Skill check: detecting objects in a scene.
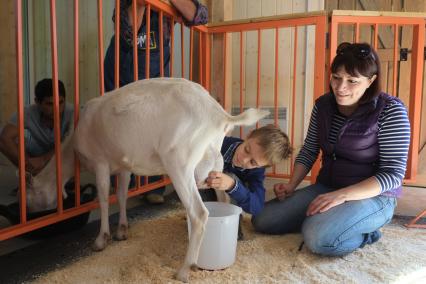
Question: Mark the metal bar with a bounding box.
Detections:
[256,29,261,129]
[239,31,244,138]
[310,15,327,182]
[114,0,120,88]
[405,23,424,181]
[50,0,63,213]
[290,26,298,174]
[145,4,151,78]
[273,27,279,174]
[203,33,211,91]
[208,15,326,33]
[189,27,193,80]
[392,23,398,97]
[170,18,175,77]
[373,23,378,50]
[132,0,138,81]
[355,22,359,42]
[159,10,164,77]
[74,0,81,206]
[15,0,27,224]
[405,209,426,229]
[181,23,185,77]
[223,32,227,110]
[97,0,105,95]
[199,31,203,85]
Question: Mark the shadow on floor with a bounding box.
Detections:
[0,193,182,284]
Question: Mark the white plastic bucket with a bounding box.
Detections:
[188,202,242,270]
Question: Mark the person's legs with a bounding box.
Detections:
[252,183,330,234]
[302,195,396,256]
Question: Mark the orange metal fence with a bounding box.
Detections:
[329,10,425,183]
[1,4,424,241]
[207,12,327,181]
[0,0,208,241]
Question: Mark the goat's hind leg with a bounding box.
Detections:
[115,171,131,241]
[93,163,112,251]
[164,160,209,283]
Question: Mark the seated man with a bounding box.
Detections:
[200,125,292,239]
[0,78,73,178]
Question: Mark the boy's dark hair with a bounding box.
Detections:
[330,42,381,104]
[247,124,292,166]
[35,79,66,103]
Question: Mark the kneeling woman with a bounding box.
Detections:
[252,42,410,256]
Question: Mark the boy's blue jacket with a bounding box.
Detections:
[221,137,266,216]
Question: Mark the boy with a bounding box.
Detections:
[202,125,292,217]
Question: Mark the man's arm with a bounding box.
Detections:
[169,0,197,22]
[0,123,53,175]
[0,124,20,167]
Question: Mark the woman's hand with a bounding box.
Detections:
[273,183,295,200]
[306,190,347,216]
[206,171,235,191]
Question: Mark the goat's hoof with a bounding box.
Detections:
[115,224,129,241]
[175,268,189,283]
[190,264,198,272]
[92,232,111,251]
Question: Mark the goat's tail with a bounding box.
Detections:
[228,108,269,126]
[224,108,269,133]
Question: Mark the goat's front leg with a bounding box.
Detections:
[164,159,209,283]
[115,171,131,241]
[93,163,112,251]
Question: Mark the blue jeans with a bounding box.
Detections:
[252,183,396,256]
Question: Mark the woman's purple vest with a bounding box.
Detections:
[315,92,402,196]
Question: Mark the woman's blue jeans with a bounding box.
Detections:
[252,183,396,256]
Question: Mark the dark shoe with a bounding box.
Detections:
[146,193,165,204]
[8,187,18,197]
[361,230,382,247]
[238,214,244,241]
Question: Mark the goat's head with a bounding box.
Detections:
[25,172,62,213]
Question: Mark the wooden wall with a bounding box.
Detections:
[0,1,17,126]
[29,0,115,105]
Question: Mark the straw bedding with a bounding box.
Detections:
[33,208,426,284]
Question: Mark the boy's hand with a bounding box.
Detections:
[273,183,295,200]
[206,171,235,191]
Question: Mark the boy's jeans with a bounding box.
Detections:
[252,183,396,256]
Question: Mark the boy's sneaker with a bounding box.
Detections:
[146,193,165,204]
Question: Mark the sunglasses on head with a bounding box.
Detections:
[336,42,375,61]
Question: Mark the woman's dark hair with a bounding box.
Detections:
[35,78,66,103]
[330,42,381,104]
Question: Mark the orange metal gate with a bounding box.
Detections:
[1,3,424,241]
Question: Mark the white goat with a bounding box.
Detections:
[28,78,268,282]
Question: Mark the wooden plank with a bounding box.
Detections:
[259,0,277,108]
[0,0,17,125]
[210,0,232,110]
[231,0,246,110]
[325,0,338,10]
[331,9,426,17]
[357,0,395,48]
[275,0,293,175]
